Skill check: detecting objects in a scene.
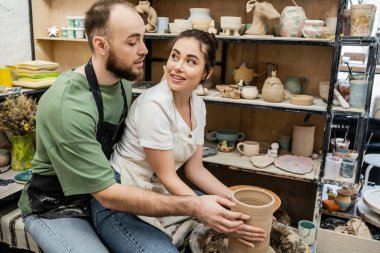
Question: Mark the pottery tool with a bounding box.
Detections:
[364,132,373,152]
[333,89,350,109]
[344,125,350,142]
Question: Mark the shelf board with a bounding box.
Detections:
[340,36,377,46]
[38,33,335,46]
[332,106,365,115]
[36,36,87,42]
[144,33,334,46]
[202,151,320,182]
[133,87,327,114]
[322,176,356,186]
[0,88,48,99]
[339,64,380,74]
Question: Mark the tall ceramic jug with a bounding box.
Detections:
[227,188,274,253]
[292,123,315,157]
[280,6,306,37]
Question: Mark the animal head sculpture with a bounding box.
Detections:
[245,0,280,35]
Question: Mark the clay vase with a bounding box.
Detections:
[227,188,274,253]
[135,1,158,32]
[291,123,315,157]
[262,70,285,103]
[334,189,352,211]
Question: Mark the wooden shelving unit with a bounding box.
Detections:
[27,0,378,228]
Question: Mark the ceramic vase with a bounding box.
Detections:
[188,8,212,20]
[334,189,351,211]
[10,135,35,171]
[135,1,158,32]
[292,123,315,157]
[350,4,376,36]
[279,6,306,37]
[227,188,274,253]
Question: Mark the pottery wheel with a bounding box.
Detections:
[274,155,314,174]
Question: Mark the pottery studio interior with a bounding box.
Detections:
[1,0,380,253]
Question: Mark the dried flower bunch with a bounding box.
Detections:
[0,94,37,135]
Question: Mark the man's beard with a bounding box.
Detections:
[106,48,144,81]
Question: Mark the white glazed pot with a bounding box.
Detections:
[302,20,324,38]
[241,86,258,99]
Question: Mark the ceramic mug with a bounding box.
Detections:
[237,141,260,157]
[298,220,316,245]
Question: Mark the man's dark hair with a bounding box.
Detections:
[85,0,135,51]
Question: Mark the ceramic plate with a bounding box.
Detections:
[203,142,218,157]
[274,155,314,174]
[363,188,380,215]
[250,156,274,169]
[357,198,380,228]
[229,185,281,211]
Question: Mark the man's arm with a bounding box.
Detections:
[91,184,250,233]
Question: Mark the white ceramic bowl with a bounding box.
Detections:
[220,16,241,29]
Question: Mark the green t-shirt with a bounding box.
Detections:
[18,70,132,215]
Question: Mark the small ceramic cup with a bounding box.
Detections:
[237,141,260,157]
[298,220,316,245]
[157,16,169,33]
[324,155,342,179]
[276,136,291,153]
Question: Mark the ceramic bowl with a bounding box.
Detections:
[220,16,241,29]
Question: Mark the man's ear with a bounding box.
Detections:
[93,36,108,56]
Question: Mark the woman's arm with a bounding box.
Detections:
[184,145,232,199]
[144,147,196,196]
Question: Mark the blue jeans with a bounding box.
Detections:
[23,214,109,253]
[91,199,179,253]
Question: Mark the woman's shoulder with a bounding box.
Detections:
[139,81,172,104]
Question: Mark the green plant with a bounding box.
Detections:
[0,94,37,135]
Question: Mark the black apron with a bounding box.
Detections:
[27,59,128,218]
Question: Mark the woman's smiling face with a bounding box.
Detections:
[166,37,209,93]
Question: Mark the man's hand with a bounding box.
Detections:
[193,195,248,233]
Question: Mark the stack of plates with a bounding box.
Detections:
[357,188,380,228]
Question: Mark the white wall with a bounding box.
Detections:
[0,0,32,67]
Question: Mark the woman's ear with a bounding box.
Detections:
[204,67,214,80]
[93,36,108,56]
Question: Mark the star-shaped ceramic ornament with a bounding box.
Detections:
[47,26,59,37]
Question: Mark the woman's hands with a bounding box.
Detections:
[193,195,266,247]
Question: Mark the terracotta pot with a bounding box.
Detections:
[227,188,274,253]
[291,123,315,157]
[334,189,351,211]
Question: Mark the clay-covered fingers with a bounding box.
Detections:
[195,195,247,233]
[228,223,266,241]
